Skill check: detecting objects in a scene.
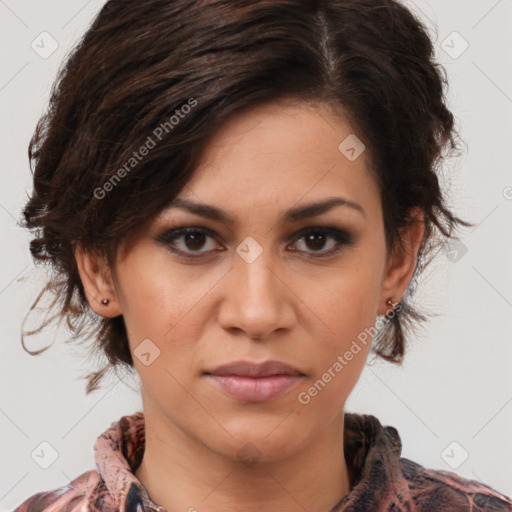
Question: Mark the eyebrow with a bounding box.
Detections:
[163,196,366,224]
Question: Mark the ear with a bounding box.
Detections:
[378,208,425,315]
[73,244,122,317]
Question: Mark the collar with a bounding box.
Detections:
[93,411,410,512]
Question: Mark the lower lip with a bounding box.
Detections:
[205,374,303,402]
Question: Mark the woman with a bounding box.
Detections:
[13,0,512,511]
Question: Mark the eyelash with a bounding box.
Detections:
[156,226,355,260]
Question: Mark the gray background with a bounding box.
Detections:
[1,0,511,509]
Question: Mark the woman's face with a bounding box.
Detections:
[78,99,421,463]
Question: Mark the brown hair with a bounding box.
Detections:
[20,0,474,394]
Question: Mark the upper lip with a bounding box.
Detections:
[205,360,304,377]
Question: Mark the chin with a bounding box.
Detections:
[205,421,309,465]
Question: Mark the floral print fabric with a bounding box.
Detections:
[13,411,512,511]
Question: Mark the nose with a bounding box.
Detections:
[216,249,295,340]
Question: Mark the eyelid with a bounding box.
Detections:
[288,226,356,257]
[155,224,356,258]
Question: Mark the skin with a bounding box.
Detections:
[75,99,424,512]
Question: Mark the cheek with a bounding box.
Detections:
[115,250,206,343]
[294,341,371,442]
[302,254,383,391]
[310,261,382,341]
[298,313,373,420]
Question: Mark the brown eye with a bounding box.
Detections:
[304,232,330,251]
[183,230,208,251]
[289,227,355,258]
[156,225,355,260]
[156,227,222,257]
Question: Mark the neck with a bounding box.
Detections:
[134,404,351,512]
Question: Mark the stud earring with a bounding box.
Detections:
[386,297,399,309]
[101,298,110,306]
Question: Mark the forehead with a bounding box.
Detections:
[172,99,380,223]
[114,100,384,264]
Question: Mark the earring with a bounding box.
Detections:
[386,297,399,309]
[101,298,110,306]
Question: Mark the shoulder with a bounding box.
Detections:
[11,470,115,512]
[399,457,512,511]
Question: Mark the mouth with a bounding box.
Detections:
[204,360,305,403]
[205,360,304,377]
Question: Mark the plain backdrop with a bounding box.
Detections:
[1,0,511,509]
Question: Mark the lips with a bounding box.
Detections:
[204,360,304,402]
[205,360,304,377]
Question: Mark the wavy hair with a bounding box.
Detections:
[20,0,473,394]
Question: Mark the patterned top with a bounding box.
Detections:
[13,411,512,512]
